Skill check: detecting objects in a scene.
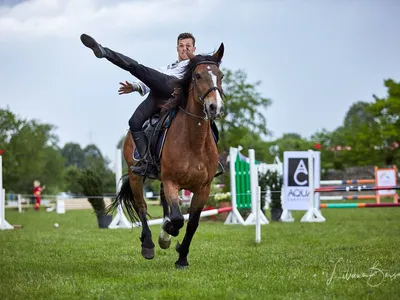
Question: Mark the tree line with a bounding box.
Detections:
[1,69,399,196]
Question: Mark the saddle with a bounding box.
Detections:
[133,109,224,179]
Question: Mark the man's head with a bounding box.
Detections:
[177,32,196,62]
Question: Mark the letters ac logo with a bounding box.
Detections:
[294,159,308,186]
[288,158,309,187]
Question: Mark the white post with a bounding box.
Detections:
[0,156,13,230]
[301,150,325,222]
[255,186,261,243]
[244,149,269,225]
[18,194,22,213]
[224,147,245,225]
[108,148,132,229]
[56,195,65,214]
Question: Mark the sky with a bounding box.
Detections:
[1,0,400,170]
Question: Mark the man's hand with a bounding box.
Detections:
[118,81,135,95]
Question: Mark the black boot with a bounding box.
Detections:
[131,131,156,177]
[80,34,106,58]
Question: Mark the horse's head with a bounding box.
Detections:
[188,43,225,120]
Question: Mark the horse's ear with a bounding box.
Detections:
[213,43,224,62]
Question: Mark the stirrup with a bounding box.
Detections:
[131,159,158,179]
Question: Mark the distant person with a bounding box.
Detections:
[33,180,45,211]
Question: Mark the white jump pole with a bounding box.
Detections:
[0,156,13,230]
[109,148,132,229]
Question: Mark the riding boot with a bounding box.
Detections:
[80,34,107,58]
[80,33,137,69]
[131,131,155,176]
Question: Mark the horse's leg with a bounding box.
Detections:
[158,182,172,249]
[175,186,210,269]
[162,182,184,237]
[128,172,155,259]
[123,130,155,259]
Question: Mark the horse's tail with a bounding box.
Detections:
[106,174,140,223]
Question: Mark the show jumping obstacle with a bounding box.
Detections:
[318,166,398,204]
[224,147,272,226]
[281,150,400,222]
[309,151,400,211]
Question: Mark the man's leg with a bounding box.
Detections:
[34,196,40,211]
[129,93,161,176]
[80,34,174,96]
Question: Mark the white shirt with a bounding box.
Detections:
[136,59,189,96]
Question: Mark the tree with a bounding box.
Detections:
[368,79,400,165]
[61,143,85,168]
[63,165,83,194]
[0,108,65,194]
[216,69,272,154]
[78,169,106,216]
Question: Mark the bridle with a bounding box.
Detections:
[179,61,224,121]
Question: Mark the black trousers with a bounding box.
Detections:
[103,47,175,132]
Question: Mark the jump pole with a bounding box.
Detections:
[320,203,400,208]
[315,185,400,193]
[320,179,375,185]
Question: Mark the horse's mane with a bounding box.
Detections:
[160,54,221,113]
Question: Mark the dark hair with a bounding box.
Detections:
[177,32,195,46]
[160,54,221,113]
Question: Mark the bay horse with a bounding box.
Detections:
[108,43,225,269]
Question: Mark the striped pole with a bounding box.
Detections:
[315,185,400,193]
[320,195,377,201]
[320,203,400,209]
[320,179,375,185]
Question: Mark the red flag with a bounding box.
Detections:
[314,143,321,150]
[0,150,4,155]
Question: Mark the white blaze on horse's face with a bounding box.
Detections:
[203,67,224,120]
[208,70,223,113]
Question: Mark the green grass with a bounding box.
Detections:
[1,205,400,300]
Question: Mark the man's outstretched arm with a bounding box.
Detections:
[118,81,150,96]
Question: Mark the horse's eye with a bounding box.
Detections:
[195,73,201,80]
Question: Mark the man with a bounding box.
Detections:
[33,180,45,211]
[80,32,196,176]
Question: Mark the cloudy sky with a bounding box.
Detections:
[1,0,399,169]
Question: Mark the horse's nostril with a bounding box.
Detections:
[209,103,217,113]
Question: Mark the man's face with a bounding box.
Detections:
[177,38,196,61]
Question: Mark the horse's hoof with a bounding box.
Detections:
[175,262,189,270]
[158,236,171,249]
[141,247,155,259]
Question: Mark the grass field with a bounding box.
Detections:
[1,204,400,300]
